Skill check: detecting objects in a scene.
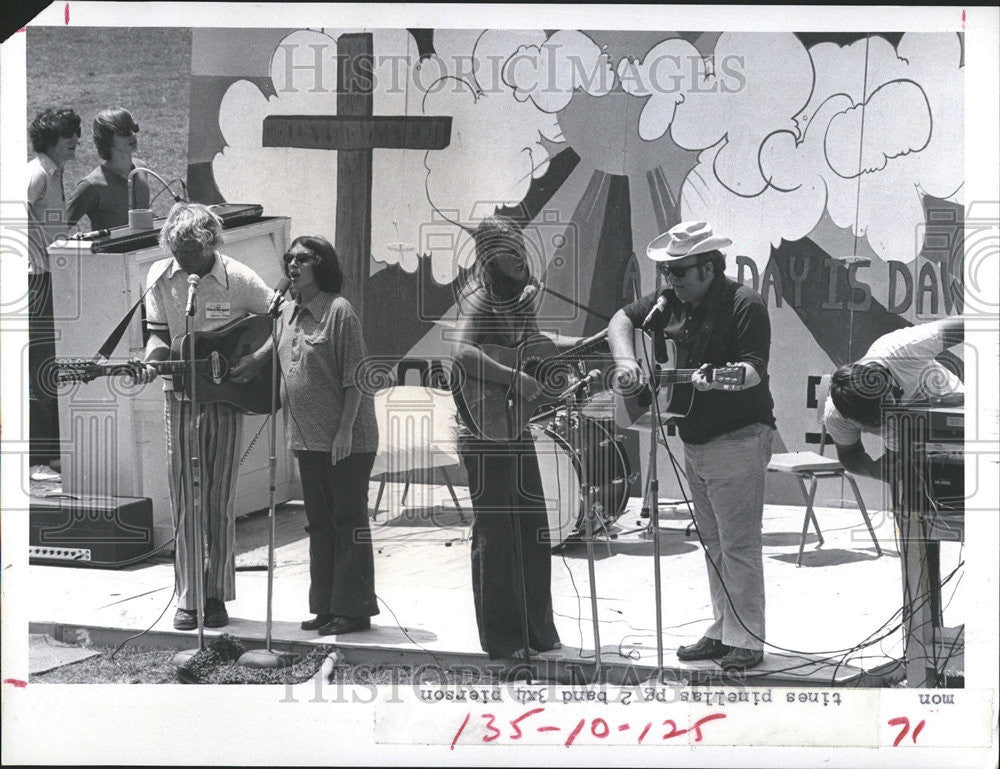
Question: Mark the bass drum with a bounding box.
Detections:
[529,415,631,549]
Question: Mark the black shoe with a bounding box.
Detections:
[301,614,335,631]
[720,647,764,671]
[676,636,731,661]
[204,598,229,628]
[317,616,371,636]
[173,608,197,631]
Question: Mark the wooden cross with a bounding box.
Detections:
[263,33,452,333]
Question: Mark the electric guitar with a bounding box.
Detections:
[612,330,746,430]
[55,314,274,414]
[455,330,610,441]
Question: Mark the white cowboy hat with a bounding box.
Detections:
[646,221,733,262]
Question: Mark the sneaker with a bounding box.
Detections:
[173,608,198,631]
[30,464,61,482]
[676,636,731,661]
[204,598,229,628]
[720,647,764,671]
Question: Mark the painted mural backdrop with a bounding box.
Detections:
[187,28,964,504]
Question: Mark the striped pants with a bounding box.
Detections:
[164,393,242,610]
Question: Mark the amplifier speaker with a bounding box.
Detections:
[29,494,157,568]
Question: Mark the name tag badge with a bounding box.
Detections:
[205,301,231,320]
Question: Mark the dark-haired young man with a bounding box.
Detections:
[67,107,150,230]
[824,318,964,480]
[26,107,81,481]
[607,220,775,672]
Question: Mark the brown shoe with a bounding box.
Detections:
[317,616,371,636]
[173,608,197,631]
[720,647,764,671]
[301,614,334,631]
[204,598,229,628]
[677,636,731,661]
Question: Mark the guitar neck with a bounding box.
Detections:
[653,368,700,384]
[91,359,208,377]
[545,330,609,365]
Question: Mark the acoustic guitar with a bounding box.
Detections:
[55,314,274,414]
[455,330,610,441]
[612,331,745,430]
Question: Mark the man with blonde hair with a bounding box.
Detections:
[134,202,272,629]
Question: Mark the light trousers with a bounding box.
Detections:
[164,394,242,610]
[684,422,774,651]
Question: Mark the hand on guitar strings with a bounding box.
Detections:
[128,359,159,384]
[691,363,715,392]
[229,352,266,384]
[611,359,647,395]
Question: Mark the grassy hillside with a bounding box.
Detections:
[26,27,192,220]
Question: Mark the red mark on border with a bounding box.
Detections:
[961,9,966,29]
[4,678,27,688]
[564,718,586,747]
[689,712,727,742]
[888,716,925,747]
[65,3,70,25]
[449,712,470,751]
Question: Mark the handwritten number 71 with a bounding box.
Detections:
[887,717,926,747]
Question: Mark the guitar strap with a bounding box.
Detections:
[90,283,154,364]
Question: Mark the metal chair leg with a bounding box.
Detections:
[371,477,387,523]
[400,473,411,505]
[798,476,819,567]
[796,475,824,543]
[441,466,468,524]
[845,473,883,556]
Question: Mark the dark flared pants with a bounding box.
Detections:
[295,450,379,618]
[459,434,560,659]
[28,272,60,465]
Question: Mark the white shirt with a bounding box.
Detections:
[144,252,271,391]
[26,154,67,274]
[824,320,963,452]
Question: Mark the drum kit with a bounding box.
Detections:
[529,385,636,551]
[529,357,680,681]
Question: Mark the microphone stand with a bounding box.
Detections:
[570,389,604,682]
[646,384,665,683]
[239,310,295,669]
[172,285,207,670]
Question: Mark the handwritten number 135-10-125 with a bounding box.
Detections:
[450,709,727,749]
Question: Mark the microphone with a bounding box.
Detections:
[642,290,669,331]
[70,228,111,240]
[516,278,543,308]
[558,369,601,401]
[267,276,290,317]
[185,274,200,317]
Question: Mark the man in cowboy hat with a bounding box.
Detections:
[607,221,776,672]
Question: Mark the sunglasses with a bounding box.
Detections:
[283,252,318,266]
[115,124,140,136]
[658,261,703,279]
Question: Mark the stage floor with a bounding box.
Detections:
[26,482,966,686]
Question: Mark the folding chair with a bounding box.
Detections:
[370,385,468,525]
[767,375,883,566]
